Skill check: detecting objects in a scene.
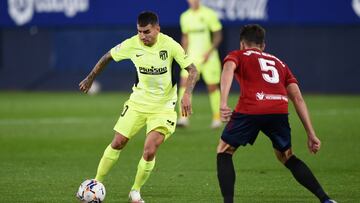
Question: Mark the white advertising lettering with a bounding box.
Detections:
[8,0,89,26]
[353,0,360,18]
[203,0,268,21]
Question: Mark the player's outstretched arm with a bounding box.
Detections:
[220,61,236,122]
[79,51,113,93]
[182,63,198,117]
[287,83,321,154]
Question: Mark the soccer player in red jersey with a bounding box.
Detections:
[216,24,336,203]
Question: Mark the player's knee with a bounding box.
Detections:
[217,143,236,154]
[111,132,129,150]
[143,146,157,161]
[275,148,293,164]
[207,84,219,93]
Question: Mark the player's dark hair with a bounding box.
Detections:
[137,11,159,27]
[240,24,265,45]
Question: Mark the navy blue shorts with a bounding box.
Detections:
[221,113,291,152]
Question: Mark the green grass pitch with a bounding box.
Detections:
[0,92,359,202]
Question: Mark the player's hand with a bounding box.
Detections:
[181,92,192,117]
[202,50,212,64]
[79,77,93,93]
[220,105,232,122]
[307,134,321,154]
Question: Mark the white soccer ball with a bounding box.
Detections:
[88,80,101,95]
[76,179,106,203]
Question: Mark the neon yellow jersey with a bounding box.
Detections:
[180,5,222,62]
[110,33,192,113]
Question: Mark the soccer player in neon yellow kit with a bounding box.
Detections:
[79,11,198,203]
[177,0,223,128]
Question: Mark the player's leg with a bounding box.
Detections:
[202,55,221,128]
[217,139,237,203]
[207,83,221,128]
[131,130,164,191]
[95,132,129,182]
[217,113,260,203]
[130,111,176,202]
[275,148,334,203]
[261,114,333,202]
[95,102,146,182]
[129,131,164,203]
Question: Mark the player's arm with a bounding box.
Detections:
[181,33,188,52]
[181,63,198,117]
[210,30,222,53]
[287,83,321,154]
[79,51,113,93]
[220,61,236,122]
[203,30,222,63]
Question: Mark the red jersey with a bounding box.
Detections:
[224,48,298,114]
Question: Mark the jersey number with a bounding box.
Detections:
[258,58,279,84]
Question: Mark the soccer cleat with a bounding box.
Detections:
[177,117,189,128]
[129,189,145,203]
[210,119,222,129]
[323,200,337,203]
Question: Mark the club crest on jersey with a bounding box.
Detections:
[159,50,168,60]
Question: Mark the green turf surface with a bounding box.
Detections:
[0,92,359,202]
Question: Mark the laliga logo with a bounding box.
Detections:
[8,0,89,26]
[353,0,360,17]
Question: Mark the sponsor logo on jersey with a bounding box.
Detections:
[139,66,168,75]
[159,50,168,60]
[8,0,89,26]
[256,92,288,102]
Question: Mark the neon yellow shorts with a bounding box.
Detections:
[113,102,177,140]
[181,51,221,84]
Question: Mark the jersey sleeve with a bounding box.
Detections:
[223,51,240,67]
[110,39,132,62]
[284,65,298,86]
[172,39,192,69]
[180,13,189,34]
[206,9,222,32]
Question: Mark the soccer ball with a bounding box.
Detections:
[76,179,106,203]
[88,80,101,95]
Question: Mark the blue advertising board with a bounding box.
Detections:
[1,0,360,27]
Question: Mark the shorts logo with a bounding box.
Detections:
[159,50,168,60]
[166,120,174,126]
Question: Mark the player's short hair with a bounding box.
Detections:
[137,11,159,27]
[240,24,265,45]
